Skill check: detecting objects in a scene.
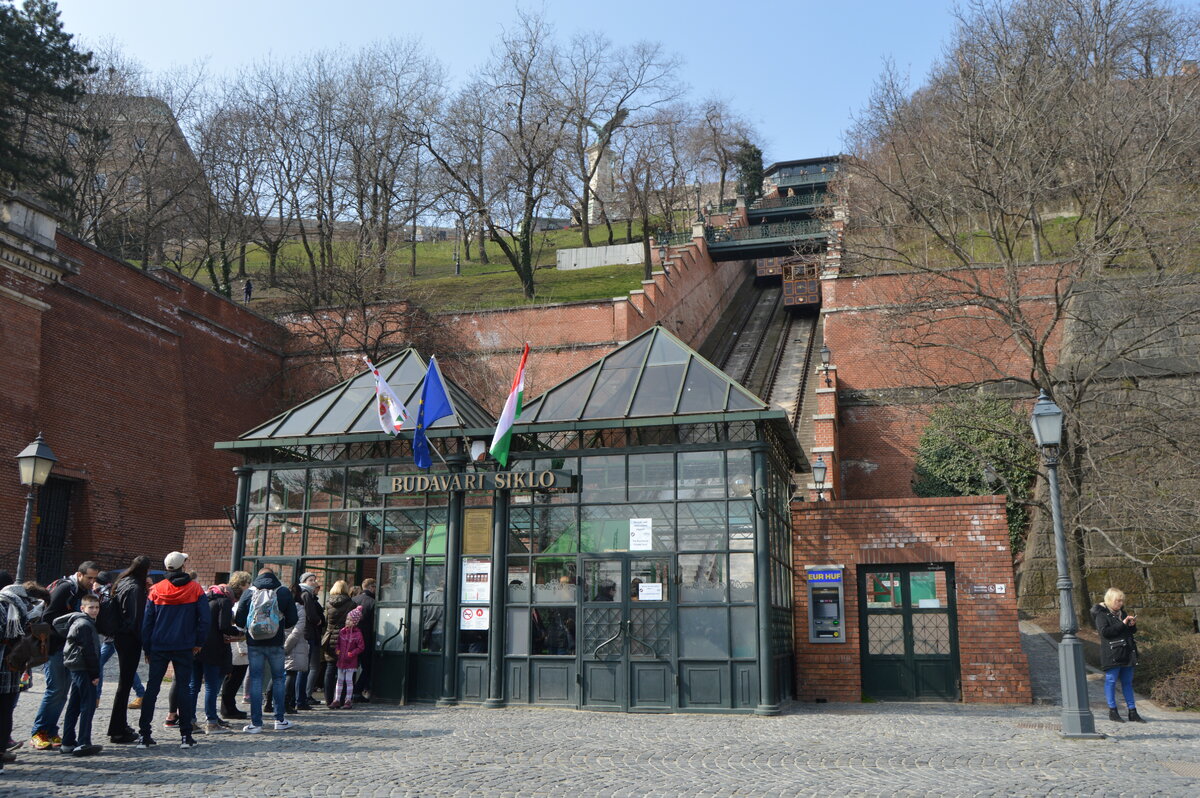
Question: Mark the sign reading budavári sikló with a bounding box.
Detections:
[378,469,575,495]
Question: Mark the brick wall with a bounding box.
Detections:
[791,495,1032,704]
[183,519,235,584]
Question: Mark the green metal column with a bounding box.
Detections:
[230,465,253,573]
[438,452,468,707]
[484,488,510,708]
[752,448,780,716]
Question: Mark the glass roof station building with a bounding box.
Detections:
[218,327,808,714]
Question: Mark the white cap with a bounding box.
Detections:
[164,551,188,570]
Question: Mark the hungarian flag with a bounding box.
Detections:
[364,356,408,436]
[489,343,529,466]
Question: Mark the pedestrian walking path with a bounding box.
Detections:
[4,636,1198,797]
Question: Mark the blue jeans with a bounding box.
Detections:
[31,650,69,737]
[189,662,225,724]
[1105,666,1136,709]
[97,639,145,701]
[140,650,194,738]
[247,645,286,727]
[62,670,97,748]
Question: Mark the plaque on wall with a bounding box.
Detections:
[464,508,493,555]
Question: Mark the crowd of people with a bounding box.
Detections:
[0,552,378,775]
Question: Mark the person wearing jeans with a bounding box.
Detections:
[233,567,298,733]
[97,638,145,703]
[1091,586,1145,723]
[191,575,247,733]
[31,563,100,749]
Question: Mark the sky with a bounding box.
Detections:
[52,0,964,163]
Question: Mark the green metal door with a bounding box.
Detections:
[858,564,959,701]
[372,556,415,702]
[579,556,674,712]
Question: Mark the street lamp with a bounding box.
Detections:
[657,245,669,277]
[812,455,827,501]
[1030,391,1102,739]
[15,433,57,582]
[819,345,832,387]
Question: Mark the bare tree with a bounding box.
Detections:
[847,0,1200,620]
[690,97,754,206]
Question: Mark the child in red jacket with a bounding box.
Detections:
[331,607,365,709]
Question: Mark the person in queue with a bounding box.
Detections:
[233,566,298,733]
[320,581,354,707]
[0,576,45,775]
[106,555,150,745]
[352,578,376,703]
[297,572,324,708]
[193,575,245,734]
[30,561,100,750]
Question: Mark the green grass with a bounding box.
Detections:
[217,221,655,311]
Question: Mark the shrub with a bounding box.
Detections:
[1151,669,1200,710]
[1135,635,1200,708]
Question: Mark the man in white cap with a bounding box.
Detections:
[137,552,208,750]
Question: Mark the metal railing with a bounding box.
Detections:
[706,200,738,215]
[750,191,828,211]
[772,169,838,188]
[656,230,695,247]
[708,219,825,244]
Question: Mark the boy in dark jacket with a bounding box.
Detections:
[56,594,103,756]
[138,552,208,749]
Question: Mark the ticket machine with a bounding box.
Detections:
[806,566,846,643]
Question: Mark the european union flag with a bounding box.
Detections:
[413,356,455,469]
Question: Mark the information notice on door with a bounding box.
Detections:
[629,518,653,551]
[460,606,489,630]
[461,558,491,603]
[463,508,493,555]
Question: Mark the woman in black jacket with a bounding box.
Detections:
[106,556,150,744]
[191,582,242,732]
[321,581,354,707]
[1091,587,1144,723]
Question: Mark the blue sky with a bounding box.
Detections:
[53,0,962,162]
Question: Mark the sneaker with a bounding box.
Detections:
[273,719,295,731]
[242,724,262,734]
[179,736,198,749]
[163,716,179,729]
[135,735,157,749]
[128,697,143,709]
[30,732,55,751]
[59,744,76,754]
[72,744,102,757]
[203,722,229,734]
[109,731,139,745]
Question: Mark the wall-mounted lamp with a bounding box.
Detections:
[812,455,827,501]
[819,345,832,387]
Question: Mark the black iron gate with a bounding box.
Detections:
[858,564,959,701]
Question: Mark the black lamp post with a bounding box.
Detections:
[819,345,832,387]
[812,455,827,501]
[1030,390,1102,739]
[15,433,57,582]
[658,245,669,276]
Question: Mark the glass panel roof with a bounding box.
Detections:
[239,349,495,441]
[520,326,768,424]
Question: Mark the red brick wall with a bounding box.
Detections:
[791,495,1031,704]
[0,232,290,579]
[821,266,1064,499]
[182,519,235,585]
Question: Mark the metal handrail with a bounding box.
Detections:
[772,170,837,188]
[750,191,827,211]
[592,624,623,658]
[708,219,825,243]
[706,200,737,214]
[657,230,694,247]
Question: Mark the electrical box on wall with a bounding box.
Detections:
[806,566,846,643]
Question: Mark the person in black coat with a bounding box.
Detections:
[352,578,376,702]
[1091,587,1144,723]
[320,581,354,708]
[191,582,243,732]
[106,556,149,744]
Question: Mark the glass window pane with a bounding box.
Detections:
[506,607,530,655]
[263,514,301,557]
[382,509,424,555]
[580,505,629,552]
[378,559,411,604]
[729,554,756,602]
[627,453,674,502]
[529,506,578,554]
[346,465,383,508]
[605,334,651,368]
[630,559,670,602]
[244,514,266,557]
[679,553,726,602]
[582,455,624,502]
[355,511,384,556]
[270,470,307,511]
[583,360,641,419]
[726,388,761,411]
[728,500,755,550]
[582,559,621,602]
[506,557,531,603]
[645,331,688,365]
[248,470,269,511]
[727,450,752,499]
[677,361,730,414]
[866,571,902,609]
[678,452,725,499]
[508,507,533,555]
[679,607,729,658]
[459,628,488,654]
[677,502,725,550]
[731,607,757,658]
[531,607,576,655]
[910,570,947,607]
[536,364,599,421]
[533,558,577,603]
[629,363,686,416]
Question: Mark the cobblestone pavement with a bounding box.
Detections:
[3,641,1198,797]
